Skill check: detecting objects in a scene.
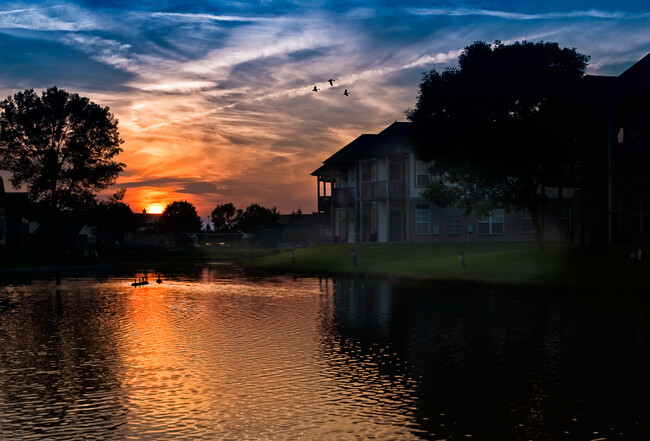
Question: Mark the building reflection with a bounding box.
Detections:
[318,278,650,440]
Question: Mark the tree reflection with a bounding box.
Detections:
[0,282,129,438]
[319,278,650,440]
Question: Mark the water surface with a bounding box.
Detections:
[1,269,649,440]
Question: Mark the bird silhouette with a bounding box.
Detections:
[312,85,320,92]
[343,89,349,96]
[327,79,335,86]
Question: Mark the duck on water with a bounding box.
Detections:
[131,277,149,287]
[131,274,163,286]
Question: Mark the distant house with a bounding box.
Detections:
[0,177,30,246]
[126,209,170,247]
[577,53,650,247]
[29,213,97,251]
[311,122,573,244]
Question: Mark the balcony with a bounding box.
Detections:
[388,181,405,199]
[317,196,331,213]
[361,181,386,200]
[333,187,355,206]
[361,181,406,200]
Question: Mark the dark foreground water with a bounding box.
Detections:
[1,268,649,440]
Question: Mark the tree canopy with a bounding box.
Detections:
[95,189,135,246]
[237,203,280,237]
[211,202,242,233]
[160,200,203,234]
[406,41,589,252]
[0,87,125,213]
[209,202,281,237]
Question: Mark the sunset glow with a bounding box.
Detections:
[1,2,649,217]
[146,204,165,215]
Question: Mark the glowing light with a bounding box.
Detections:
[147,204,165,214]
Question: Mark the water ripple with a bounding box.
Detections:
[2,275,650,439]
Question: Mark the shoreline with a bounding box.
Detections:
[1,243,648,295]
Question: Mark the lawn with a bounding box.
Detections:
[2,242,647,293]
[241,242,649,292]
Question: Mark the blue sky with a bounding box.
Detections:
[1,0,649,216]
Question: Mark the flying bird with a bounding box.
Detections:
[328,79,335,86]
[343,89,349,96]
[313,85,319,92]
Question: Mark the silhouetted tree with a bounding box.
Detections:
[160,200,202,237]
[407,41,589,252]
[237,203,280,237]
[95,189,134,247]
[0,87,124,247]
[211,202,242,232]
[288,208,303,226]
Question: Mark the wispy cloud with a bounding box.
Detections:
[407,7,650,21]
[0,4,100,31]
[148,11,259,22]
[2,1,649,215]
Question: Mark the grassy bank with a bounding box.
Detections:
[3,242,648,293]
[241,242,649,292]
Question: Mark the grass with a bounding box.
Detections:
[3,242,648,293]
[241,242,650,293]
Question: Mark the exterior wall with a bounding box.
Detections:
[377,202,388,242]
[315,124,579,245]
[347,207,355,243]
[407,199,575,244]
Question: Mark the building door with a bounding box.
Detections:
[389,210,402,242]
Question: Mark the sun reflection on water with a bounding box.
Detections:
[1,273,650,440]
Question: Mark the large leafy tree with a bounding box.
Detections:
[95,188,135,246]
[211,202,242,233]
[160,200,203,235]
[0,87,124,212]
[237,203,280,237]
[407,41,589,252]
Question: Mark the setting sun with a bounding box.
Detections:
[146,204,165,214]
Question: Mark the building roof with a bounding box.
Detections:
[311,121,411,177]
[584,52,650,99]
[0,177,29,211]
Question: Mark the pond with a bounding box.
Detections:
[1,267,649,440]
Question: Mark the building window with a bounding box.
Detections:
[447,215,461,235]
[361,160,377,182]
[415,160,430,187]
[416,205,430,234]
[478,209,505,234]
[389,160,403,181]
[522,209,534,233]
[632,197,649,234]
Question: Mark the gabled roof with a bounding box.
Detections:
[619,52,650,82]
[311,121,411,177]
[583,52,650,98]
[619,52,650,96]
[0,177,29,210]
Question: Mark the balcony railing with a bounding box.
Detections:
[317,196,331,213]
[333,187,355,205]
[388,181,405,199]
[361,181,406,200]
[361,181,386,200]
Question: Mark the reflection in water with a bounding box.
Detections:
[1,271,649,440]
[328,279,650,440]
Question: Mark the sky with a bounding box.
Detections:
[1,0,649,219]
